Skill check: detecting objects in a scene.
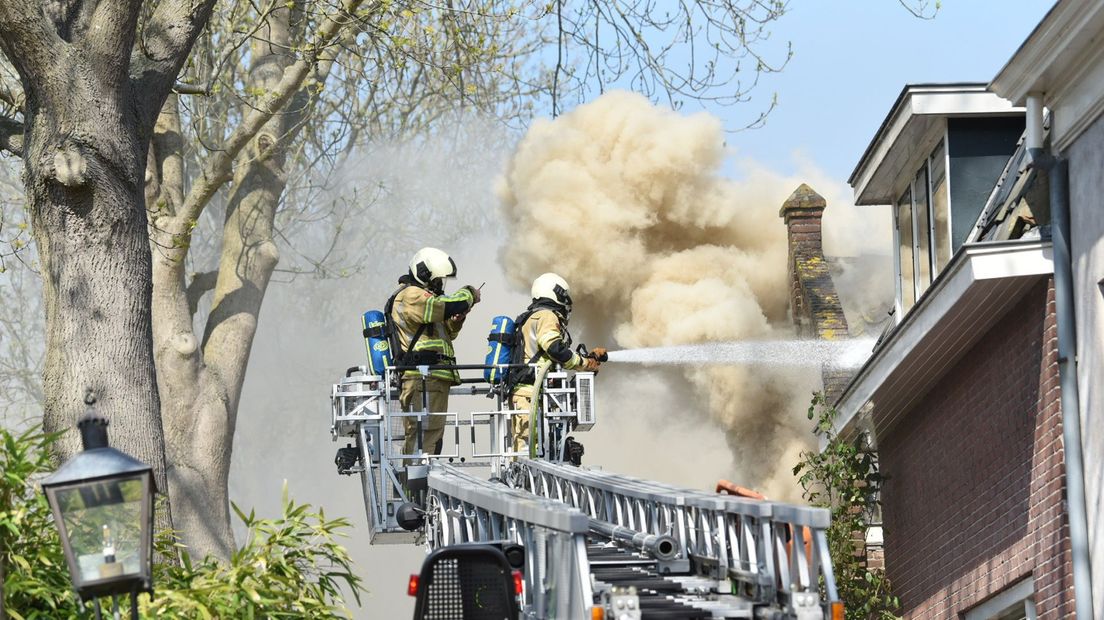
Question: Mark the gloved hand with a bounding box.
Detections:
[581,357,600,372]
[591,347,608,362]
[462,284,481,304]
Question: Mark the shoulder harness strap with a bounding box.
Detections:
[384,284,431,361]
[502,309,545,394]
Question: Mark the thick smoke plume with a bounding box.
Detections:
[498,91,850,498]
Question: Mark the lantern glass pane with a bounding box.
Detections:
[55,476,145,585]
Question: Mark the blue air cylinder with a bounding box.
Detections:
[362,310,392,376]
[484,315,515,383]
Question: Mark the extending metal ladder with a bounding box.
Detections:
[329,363,839,618]
[506,459,836,618]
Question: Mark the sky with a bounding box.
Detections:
[699,1,1054,183]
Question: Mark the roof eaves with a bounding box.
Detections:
[991,1,1062,98]
[990,1,1086,104]
[832,238,1055,440]
[848,83,990,188]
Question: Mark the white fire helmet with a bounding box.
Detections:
[531,272,573,310]
[409,247,457,286]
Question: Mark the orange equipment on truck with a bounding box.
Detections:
[716,479,813,564]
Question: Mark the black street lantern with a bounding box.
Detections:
[41,393,156,603]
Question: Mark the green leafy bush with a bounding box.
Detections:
[145,488,364,618]
[0,428,79,619]
[0,428,365,619]
[793,393,899,620]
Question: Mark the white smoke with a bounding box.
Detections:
[497,91,890,499]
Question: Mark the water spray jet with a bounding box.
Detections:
[602,338,874,370]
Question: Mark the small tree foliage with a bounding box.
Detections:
[0,428,77,619]
[0,428,364,619]
[144,487,365,618]
[793,393,900,620]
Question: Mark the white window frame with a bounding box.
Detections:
[895,137,954,317]
[893,187,915,321]
[910,163,929,301]
[939,127,954,262]
[963,576,1036,620]
[893,206,904,322]
[927,138,950,276]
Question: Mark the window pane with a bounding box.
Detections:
[994,602,1029,620]
[913,165,932,296]
[897,189,915,311]
[930,141,951,272]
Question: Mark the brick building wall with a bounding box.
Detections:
[878,279,1073,618]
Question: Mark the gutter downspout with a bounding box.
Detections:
[1027,93,1095,620]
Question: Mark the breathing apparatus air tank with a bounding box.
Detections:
[362,310,392,376]
[484,315,515,383]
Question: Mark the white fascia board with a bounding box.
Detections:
[991,1,1104,106]
[1049,39,1104,151]
[831,240,1054,440]
[990,0,1104,151]
[910,90,1019,116]
[852,87,1021,206]
[851,97,915,205]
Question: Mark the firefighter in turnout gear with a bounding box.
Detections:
[387,247,480,457]
[509,273,603,452]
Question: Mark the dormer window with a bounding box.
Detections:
[849,84,1024,321]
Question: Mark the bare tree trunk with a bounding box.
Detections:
[144,0,360,559]
[151,6,304,560]
[0,0,218,536]
[24,56,170,496]
[140,0,365,559]
[147,96,236,558]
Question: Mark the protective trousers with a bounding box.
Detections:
[510,394,532,453]
[401,377,450,456]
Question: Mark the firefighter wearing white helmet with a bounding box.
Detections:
[507,273,603,452]
[386,247,481,457]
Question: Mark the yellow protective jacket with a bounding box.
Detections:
[389,283,474,384]
[512,307,585,398]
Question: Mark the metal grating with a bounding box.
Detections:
[575,373,595,430]
[421,556,513,619]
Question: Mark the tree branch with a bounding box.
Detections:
[0,80,24,111]
[186,270,218,316]
[176,0,366,235]
[0,1,65,80]
[897,0,938,19]
[86,0,144,75]
[172,81,209,96]
[42,0,95,45]
[132,0,220,123]
[0,113,23,157]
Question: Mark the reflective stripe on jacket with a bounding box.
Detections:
[513,308,584,398]
[391,285,474,384]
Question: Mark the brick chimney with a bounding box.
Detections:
[779,184,851,401]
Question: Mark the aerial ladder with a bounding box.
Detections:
[330,361,841,619]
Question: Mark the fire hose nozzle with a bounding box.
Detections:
[577,344,609,363]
